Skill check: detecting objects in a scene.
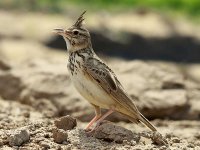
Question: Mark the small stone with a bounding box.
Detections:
[23,112,30,118]
[195,141,200,146]
[40,141,50,149]
[151,131,168,146]
[54,115,77,131]
[130,140,137,146]
[93,121,140,143]
[171,137,180,143]
[187,143,195,148]
[52,128,68,144]
[9,128,30,146]
[140,131,168,146]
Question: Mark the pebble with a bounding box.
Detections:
[93,121,140,143]
[40,141,50,149]
[9,128,30,146]
[52,128,68,144]
[171,137,180,143]
[187,143,195,148]
[54,115,77,131]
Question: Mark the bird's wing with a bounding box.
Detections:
[83,57,140,117]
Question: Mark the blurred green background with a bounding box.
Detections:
[1,0,200,19]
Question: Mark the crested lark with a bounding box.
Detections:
[54,11,158,132]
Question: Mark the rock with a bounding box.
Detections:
[54,115,77,130]
[105,60,191,120]
[9,128,30,146]
[151,132,168,146]
[139,131,168,146]
[139,90,187,119]
[32,99,58,117]
[0,58,10,70]
[0,39,64,64]
[0,72,24,100]
[185,64,200,83]
[17,60,70,101]
[93,121,140,143]
[186,90,200,119]
[113,60,185,95]
[14,59,78,117]
[187,143,195,148]
[52,128,68,144]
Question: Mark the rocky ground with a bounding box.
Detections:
[0,10,200,149]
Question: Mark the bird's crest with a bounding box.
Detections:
[73,11,86,28]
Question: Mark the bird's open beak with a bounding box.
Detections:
[53,28,64,36]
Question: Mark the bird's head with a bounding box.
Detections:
[54,11,91,53]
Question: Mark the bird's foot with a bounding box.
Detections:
[84,128,91,132]
[84,120,107,137]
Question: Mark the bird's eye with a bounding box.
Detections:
[73,30,79,35]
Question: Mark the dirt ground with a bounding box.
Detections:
[0,98,200,150]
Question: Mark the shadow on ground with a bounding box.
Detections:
[46,31,200,63]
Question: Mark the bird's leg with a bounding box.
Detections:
[85,105,101,131]
[88,109,114,133]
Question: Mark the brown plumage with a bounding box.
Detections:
[54,11,158,133]
[73,11,86,27]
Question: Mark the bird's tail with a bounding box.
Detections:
[139,113,157,132]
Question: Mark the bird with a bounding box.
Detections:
[54,11,158,132]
